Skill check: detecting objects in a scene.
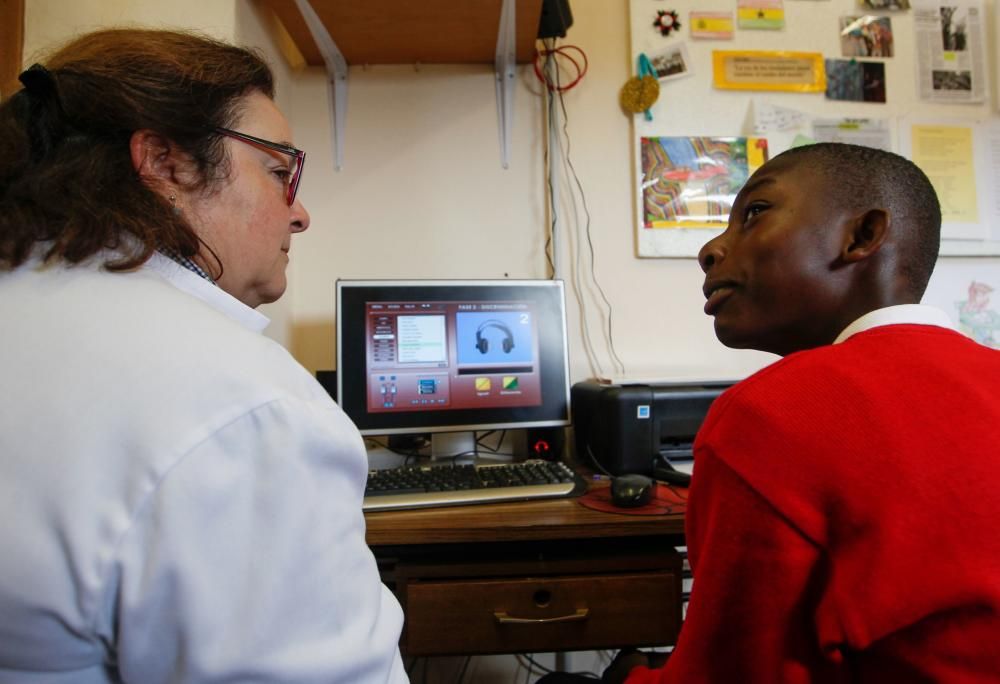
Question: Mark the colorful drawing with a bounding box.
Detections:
[956,280,1000,348]
[641,137,769,229]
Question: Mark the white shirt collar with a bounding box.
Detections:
[145,252,271,333]
[833,304,955,344]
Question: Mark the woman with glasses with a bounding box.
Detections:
[0,28,406,683]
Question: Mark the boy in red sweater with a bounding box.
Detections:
[547,143,1000,683]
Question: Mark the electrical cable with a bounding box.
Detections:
[542,41,557,279]
[533,44,588,92]
[555,82,627,377]
[585,443,613,478]
[542,38,605,379]
[538,37,627,379]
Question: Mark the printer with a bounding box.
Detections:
[571,379,733,476]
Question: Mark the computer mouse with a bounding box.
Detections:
[610,474,654,508]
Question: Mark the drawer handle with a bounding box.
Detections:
[493,608,590,625]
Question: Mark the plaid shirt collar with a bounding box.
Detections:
[159,249,215,284]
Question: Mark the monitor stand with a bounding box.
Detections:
[429,431,477,461]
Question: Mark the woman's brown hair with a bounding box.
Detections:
[0,28,274,271]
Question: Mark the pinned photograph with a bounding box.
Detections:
[933,70,972,91]
[825,59,886,102]
[840,16,894,57]
[940,6,968,51]
[650,43,694,82]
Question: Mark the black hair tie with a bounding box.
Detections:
[19,63,59,99]
[17,63,69,162]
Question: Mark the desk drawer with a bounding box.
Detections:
[402,571,679,656]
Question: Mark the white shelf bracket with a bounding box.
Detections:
[494,0,516,169]
[294,0,348,171]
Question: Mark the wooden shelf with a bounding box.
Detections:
[255,0,548,169]
[259,0,544,67]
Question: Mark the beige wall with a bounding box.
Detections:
[23,0,237,54]
[280,0,773,382]
[23,0,775,384]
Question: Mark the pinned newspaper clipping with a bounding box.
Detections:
[913,0,987,103]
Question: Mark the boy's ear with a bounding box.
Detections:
[129,130,185,193]
[841,208,889,263]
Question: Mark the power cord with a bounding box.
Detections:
[537,36,626,379]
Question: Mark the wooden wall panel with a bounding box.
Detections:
[0,0,25,98]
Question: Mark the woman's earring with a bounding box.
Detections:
[169,193,180,216]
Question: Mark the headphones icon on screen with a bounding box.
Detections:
[475,319,515,354]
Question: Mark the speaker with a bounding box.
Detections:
[537,0,573,39]
[522,426,566,461]
[475,319,515,354]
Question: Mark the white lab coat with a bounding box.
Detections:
[0,252,406,683]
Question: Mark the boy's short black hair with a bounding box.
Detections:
[772,143,942,299]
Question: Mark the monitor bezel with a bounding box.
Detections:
[336,279,572,436]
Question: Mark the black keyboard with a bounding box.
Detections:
[363,460,586,512]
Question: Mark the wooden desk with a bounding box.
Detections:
[365,483,685,657]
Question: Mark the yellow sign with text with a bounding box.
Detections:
[713,51,826,92]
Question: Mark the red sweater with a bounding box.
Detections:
[627,325,1000,683]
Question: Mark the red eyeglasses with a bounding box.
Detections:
[215,127,306,206]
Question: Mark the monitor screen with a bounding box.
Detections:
[336,280,571,440]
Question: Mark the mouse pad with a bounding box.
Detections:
[578,482,688,516]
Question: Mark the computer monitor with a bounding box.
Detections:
[336,279,571,458]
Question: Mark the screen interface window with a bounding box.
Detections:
[366,300,542,413]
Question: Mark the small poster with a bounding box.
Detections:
[737,0,785,30]
[753,101,808,133]
[898,118,1000,251]
[825,59,886,102]
[713,51,826,92]
[690,11,734,39]
[812,118,892,150]
[910,123,980,228]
